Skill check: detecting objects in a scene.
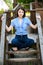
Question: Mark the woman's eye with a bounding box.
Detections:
[19,11,24,13]
[21,11,24,13]
[19,11,21,13]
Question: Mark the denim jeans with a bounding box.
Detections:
[11,35,34,49]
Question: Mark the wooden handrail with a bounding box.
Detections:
[5,8,43,13]
[12,3,20,11]
[36,12,43,65]
[30,8,43,11]
[0,14,6,65]
[25,8,43,12]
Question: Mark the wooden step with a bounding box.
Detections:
[6,50,39,55]
[6,34,38,43]
[6,58,40,62]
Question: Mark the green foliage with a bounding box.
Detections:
[4,0,34,10]
[18,0,34,9]
[4,0,43,10]
[0,9,4,15]
[28,62,32,65]
[4,0,13,10]
[18,0,34,4]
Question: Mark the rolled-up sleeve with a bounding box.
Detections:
[10,20,15,27]
[26,17,32,25]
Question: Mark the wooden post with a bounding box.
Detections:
[13,0,17,8]
[0,13,6,65]
[30,3,32,10]
[36,12,43,65]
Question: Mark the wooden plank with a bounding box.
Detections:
[6,50,39,54]
[36,12,43,65]
[6,34,38,44]
[0,14,6,65]
[6,58,40,62]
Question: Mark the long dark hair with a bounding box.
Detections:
[17,6,25,18]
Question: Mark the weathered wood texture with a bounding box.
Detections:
[36,11,43,34]
[32,2,43,9]
[36,12,43,65]
[0,14,6,65]
[0,2,43,65]
[0,16,2,35]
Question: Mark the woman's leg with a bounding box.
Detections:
[11,36,20,50]
[23,36,34,48]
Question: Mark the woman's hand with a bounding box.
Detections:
[1,15,13,32]
[1,15,5,21]
[36,13,41,21]
[35,24,38,29]
[30,23,37,29]
[6,25,13,32]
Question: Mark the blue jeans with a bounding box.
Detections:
[11,35,34,49]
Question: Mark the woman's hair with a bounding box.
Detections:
[17,6,25,18]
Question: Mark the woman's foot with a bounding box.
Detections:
[12,47,18,51]
[25,47,29,50]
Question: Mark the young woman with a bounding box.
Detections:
[6,7,37,51]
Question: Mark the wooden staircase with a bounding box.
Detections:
[0,6,43,65]
[5,33,40,65]
[5,11,43,65]
[6,50,40,62]
[0,13,41,65]
[5,4,41,64]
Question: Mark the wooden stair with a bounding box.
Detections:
[6,58,40,62]
[6,49,40,63]
[6,34,40,64]
[6,49,39,54]
[5,12,41,64]
[6,48,40,63]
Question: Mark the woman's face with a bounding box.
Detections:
[18,9,24,18]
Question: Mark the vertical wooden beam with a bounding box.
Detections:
[30,3,32,10]
[0,14,6,65]
[13,0,17,18]
[13,0,17,8]
[36,12,43,65]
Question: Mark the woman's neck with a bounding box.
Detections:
[18,17,23,19]
[18,17,23,23]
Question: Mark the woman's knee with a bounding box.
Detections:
[26,38,34,44]
[27,38,34,46]
[31,39,34,44]
[11,38,18,44]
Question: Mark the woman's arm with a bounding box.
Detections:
[6,25,13,32]
[30,14,41,29]
[30,24,37,29]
